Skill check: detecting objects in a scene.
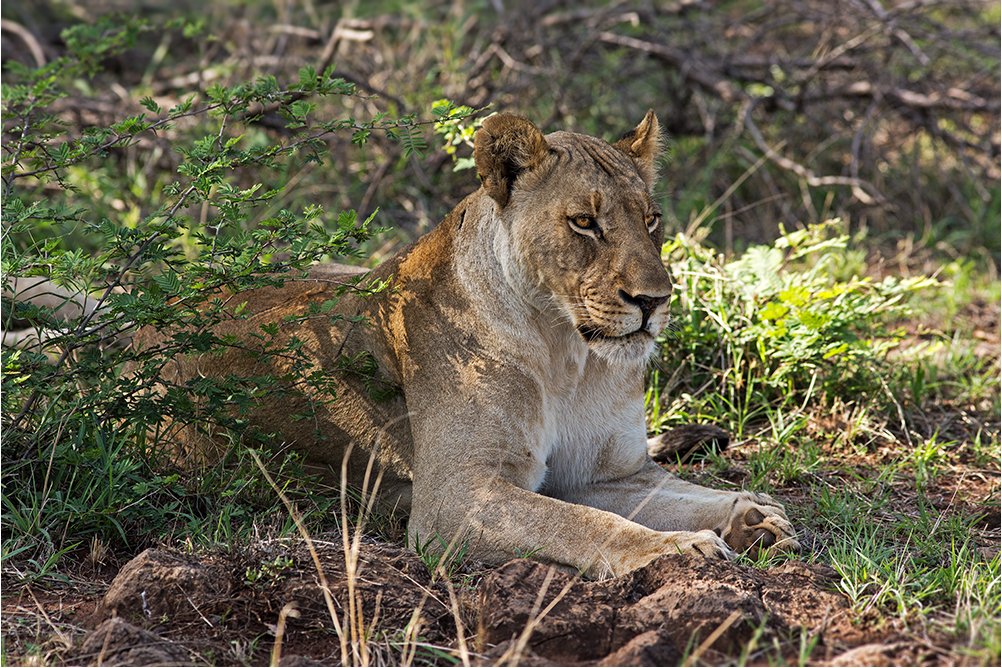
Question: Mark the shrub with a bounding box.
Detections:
[1,17,472,575]
[650,221,938,433]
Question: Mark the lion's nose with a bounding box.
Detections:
[619,290,669,327]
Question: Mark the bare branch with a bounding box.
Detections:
[743,100,884,205]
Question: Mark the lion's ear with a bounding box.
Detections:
[474,113,550,208]
[614,109,663,188]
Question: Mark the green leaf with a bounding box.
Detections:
[759,302,789,322]
[799,311,830,331]
[152,270,183,296]
[297,66,318,91]
[822,343,850,359]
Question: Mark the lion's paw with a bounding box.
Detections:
[672,529,738,561]
[720,492,800,559]
[598,529,737,579]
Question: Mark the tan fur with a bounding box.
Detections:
[133,111,799,578]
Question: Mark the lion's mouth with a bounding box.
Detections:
[575,321,661,364]
[576,324,648,343]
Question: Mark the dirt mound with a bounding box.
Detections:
[80,617,193,666]
[83,542,454,665]
[44,545,948,666]
[478,555,854,665]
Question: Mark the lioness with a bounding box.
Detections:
[135,111,799,578]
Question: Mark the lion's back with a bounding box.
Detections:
[129,264,415,503]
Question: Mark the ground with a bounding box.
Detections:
[3,426,998,668]
[0,540,964,667]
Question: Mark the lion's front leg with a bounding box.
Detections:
[561,461,800,559]
[407,472,738,579]
[404,401,740,578]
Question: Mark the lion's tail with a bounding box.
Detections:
[2,276,109,349]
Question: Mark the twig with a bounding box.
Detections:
[268,25,322,39]
[850,98,881,198]
[26,587,72,651]
[249,450,349,666]
[859,0,931,66]
[743,100,883,204]
[444,581,472,667]
[688,141,776,232]
[598,32,747,103]
[271,602,301,667]
[316,20,374,74]
[795,23,884,86]
[683,609,743,667]
[873,366,914,449]
[183,591,215,628]
[826,80,997,112]
[1,20,46,67]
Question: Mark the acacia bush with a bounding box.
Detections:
[0,17,473,574]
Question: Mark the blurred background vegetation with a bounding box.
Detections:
[3,0,998,268]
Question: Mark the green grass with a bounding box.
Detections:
[643,219,999,665]
[674,441,1001,665]
[822,495,1000,653]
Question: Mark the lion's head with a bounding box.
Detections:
[474,111,672,365]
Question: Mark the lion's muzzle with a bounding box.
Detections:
[618,290,668,330]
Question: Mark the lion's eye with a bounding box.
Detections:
[569,215,599,234]
[646,213,662,232]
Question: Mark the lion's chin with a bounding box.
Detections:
[578,327,658,366]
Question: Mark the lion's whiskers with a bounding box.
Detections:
[541,293,591,329]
